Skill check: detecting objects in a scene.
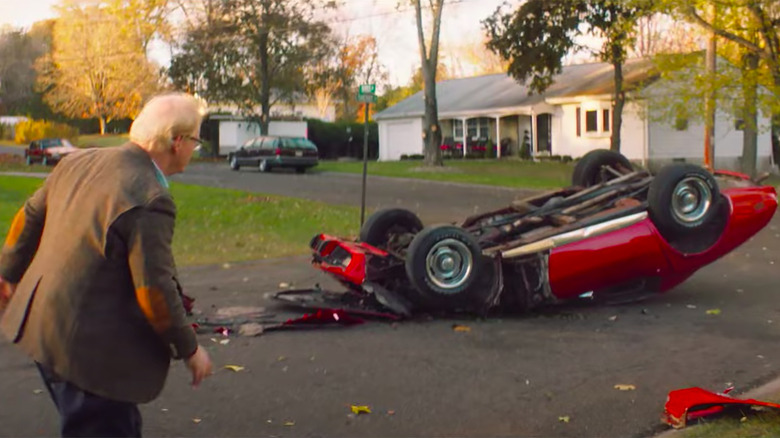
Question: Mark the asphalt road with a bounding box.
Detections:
[0,145,23,156]
[171,161,542,224]
[1,162,779,437]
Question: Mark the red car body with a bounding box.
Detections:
[311,176,776,312]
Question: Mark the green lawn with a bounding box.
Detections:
[0,175,360,267]
[315,158,574,189]
[77,134,128,148]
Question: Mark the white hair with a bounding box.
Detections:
[129,93,206,153]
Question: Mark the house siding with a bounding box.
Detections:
[647,107,773,171]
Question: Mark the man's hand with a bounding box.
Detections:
[0,276,16,315]
[184,345,213,388]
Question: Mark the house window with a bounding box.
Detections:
[453,120,464,138]
[585,110,598,132]
[602,109,610,132]
[467,118,490,139]
[576,107,581,137]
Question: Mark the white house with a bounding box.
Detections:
[374,58,774,172]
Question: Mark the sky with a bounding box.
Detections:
[0,0,518,87]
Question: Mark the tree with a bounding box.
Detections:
[36,2,161,134]
[658,0,780,171]
[410,0,446,167]
[442,37,508,78]
[169,0,337,134]
[628,13,704,58]
[0,21,53,116]
[484,0,650,152]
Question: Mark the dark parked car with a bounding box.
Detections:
[227,135,319,173]
[25,138,79,165]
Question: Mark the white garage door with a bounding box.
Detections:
[381,119,423,161]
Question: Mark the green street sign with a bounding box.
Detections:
[356,92,377,104]
[358,84,376,95]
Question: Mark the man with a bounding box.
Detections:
[0,92,213,437]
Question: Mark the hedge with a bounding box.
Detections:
[14,119,79,144]
[307,119,378,160]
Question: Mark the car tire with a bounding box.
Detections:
[647,163,720,238]
[404,225,487,310]
[229,155,240,171]
[359,208,424,249]
[42,156,48,166]
[259,160,271,173]
[25,156,32,166]
[572,149,633,187]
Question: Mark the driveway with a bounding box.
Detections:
[1,162,779,437]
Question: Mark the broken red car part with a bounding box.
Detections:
[663,386,780,428]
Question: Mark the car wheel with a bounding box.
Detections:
[42,156,48,166]
[359,208,424,251]
[258,160,271,173]
[229,155,240,171]
[572,149,633,187]
[25,156,32,166]
[647,163,720,238]
[295,167,306,174]
[404,225,487,310]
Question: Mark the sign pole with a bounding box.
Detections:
[360,101,370,226]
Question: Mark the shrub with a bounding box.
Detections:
[14,119,79,144]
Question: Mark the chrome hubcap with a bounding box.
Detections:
[672,177,712,224]
[425,238,473,292]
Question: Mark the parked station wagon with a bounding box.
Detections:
[227,135,319,173]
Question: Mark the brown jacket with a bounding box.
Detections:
[0,143,197,403]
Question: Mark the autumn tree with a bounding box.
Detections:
[629,13,704,57]
[657,0,780,172]
[169,0,336,134]
[36,1,163,134]
[442,38,508,78]
[484,0,651,152]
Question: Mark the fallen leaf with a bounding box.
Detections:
[608,315,618,321]
[452,324,471,332]
[351,405,371,415]
[741,416,748,423]
[559,416,570,423]
[32,389,43,395]
[161,408,169,412]
[222,263,231,269]
[614,384,636,391]
[223,365,245,372]
[219,339,230,345]
[279,282,290,288]
[277,356,287,362]
[386,410,395,416]
[757,355,765,359]
[706,309,721,315]
[686,305,697,309]
[284,421,295,427]
[193,418,202,424]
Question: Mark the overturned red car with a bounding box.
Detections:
[306,150,777,316]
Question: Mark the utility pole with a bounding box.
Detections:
[704,4,717,171]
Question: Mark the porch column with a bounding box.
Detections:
[531,110,538,157]
[461,117,468,159]
[495,116,501,158]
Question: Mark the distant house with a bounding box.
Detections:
[374,58,774,172]
[203,92,337,155]
[0,116,29,138]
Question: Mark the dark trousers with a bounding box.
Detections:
[36,362,142,437]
